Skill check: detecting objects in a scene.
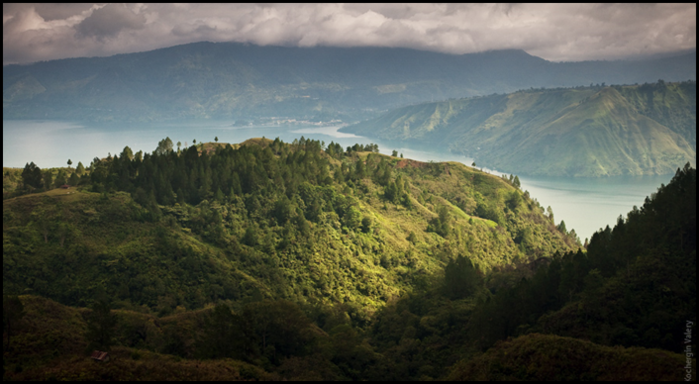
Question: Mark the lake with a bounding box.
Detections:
[3,119,674,241]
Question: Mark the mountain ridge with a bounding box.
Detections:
[342,81,696,177]
[3,42,695,122]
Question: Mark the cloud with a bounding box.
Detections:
[3,3,696,65]
[75,4,146,40]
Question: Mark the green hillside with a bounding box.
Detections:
[3,139,695,380]
[3,138,576,315]
[344,81,696,177]
[360,163,695,380]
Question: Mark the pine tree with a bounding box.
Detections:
[21,162,43,189]
[76,161,85,176]
[42,170,53,190]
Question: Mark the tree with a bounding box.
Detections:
[244,300,314,363]
[69,172,80,186]
[120,146,134,161]
[243,225,259,246]
[443,256,481,299]
[273,198,292,224]
[361,216,373,233]
[199,304,247,359]
[392,150,398,157]
[76,161,85,176]
[472,162,476,167]
[154,137,174,156]
[513,175,521,189]
[42,170,54,190]
[67,159,73,168]
[506,190,522,210]
[557,220,567,234]
[355,158,365,179]
[21,162,43,189]
[85,297,117,351]
[177,141,182,152]
[54,169,67,188]
[428,205,451,237]
[3,295,24,351]
[342,206,363,230]
[215,136,219,143]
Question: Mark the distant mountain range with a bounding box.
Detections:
[343,81,696,177]
[2,42,696,122]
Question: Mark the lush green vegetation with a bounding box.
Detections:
[3,138,694,380]
[361,163,695,380]
[4,138,576,314]
[344,81,696,176]
[3,42,695,123]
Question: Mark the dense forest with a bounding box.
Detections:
[3,138,695,380]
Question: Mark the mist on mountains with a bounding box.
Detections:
[3,42,696,123]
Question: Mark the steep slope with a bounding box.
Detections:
[344,81,696,176]
[3,42,695,122]
[361,164,695,380]
[2,138,577,315]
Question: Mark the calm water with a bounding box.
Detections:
[3,119,674,240]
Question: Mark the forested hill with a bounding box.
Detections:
[343,81,697,177]
[3,138,577,315]
[3,152,695,380]
[3,42,695,122]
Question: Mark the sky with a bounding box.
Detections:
[3,3,696,65]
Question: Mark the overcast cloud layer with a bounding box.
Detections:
[3,3,696,65]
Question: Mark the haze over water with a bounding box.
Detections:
[3,119,674,241]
